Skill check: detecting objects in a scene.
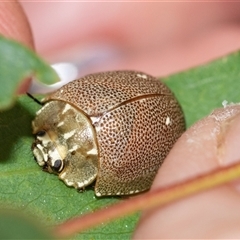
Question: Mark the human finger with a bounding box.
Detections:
[134,104,240,238]
[0,1,34,94]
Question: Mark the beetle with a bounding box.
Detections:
[31,71,185,197]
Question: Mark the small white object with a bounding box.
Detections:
[222,100,228,108]
[165,116,171,125]
[62,103,72,114]
[63,129,76,140]
[87,148,98,155]
[137,73,147,79]
[57,121,64,127]
[29,62,78,94]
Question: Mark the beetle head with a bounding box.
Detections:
[32,100,98,189]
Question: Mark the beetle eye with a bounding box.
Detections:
[36,130,46,137]
[51,159,63,173]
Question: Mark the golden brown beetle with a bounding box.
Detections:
[32,71,185,196]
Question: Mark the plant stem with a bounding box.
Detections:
[53,161,240,238]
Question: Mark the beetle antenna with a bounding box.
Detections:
[26,92,43,106]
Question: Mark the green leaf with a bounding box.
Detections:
[0,36,59,110]
[0,95,138,239]
[164,52,240,127]
[0,209,54,239]
[0,52,239,239]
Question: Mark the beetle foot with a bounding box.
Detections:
[77,187,86,193]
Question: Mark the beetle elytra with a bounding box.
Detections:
[31,71,185,196]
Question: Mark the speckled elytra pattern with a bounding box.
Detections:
[43,71,185,196]
[46,71,173,116]
[94,96,184,196]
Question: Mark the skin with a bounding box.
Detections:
[0,1,34,93]
[134,105,240,238]
[3,2,240,238]
[22,2,240,76]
